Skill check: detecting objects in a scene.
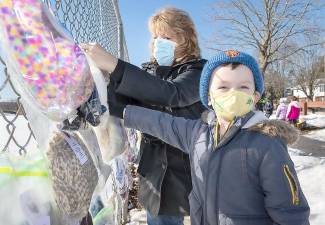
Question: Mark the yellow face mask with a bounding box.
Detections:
[210,90,255,121]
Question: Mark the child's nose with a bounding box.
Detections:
[229,88,237,92]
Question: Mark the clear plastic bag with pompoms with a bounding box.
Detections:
[0,151,70,225]
[0,0,94,121]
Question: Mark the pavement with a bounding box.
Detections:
[291,134,325,157]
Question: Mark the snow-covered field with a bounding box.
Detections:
[302,114,325,129]
[1,114,325,224]
[269,113,325,129]
[305,129,325,142]
[289,148,325,225]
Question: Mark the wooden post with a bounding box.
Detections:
[303,102,307,115]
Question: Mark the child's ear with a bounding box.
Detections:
[254,92,261,104]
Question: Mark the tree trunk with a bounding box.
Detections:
[259,54,269,75]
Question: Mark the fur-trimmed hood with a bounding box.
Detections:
[203,110,300,145]
[248,119,299,145]
[243,111,300,144]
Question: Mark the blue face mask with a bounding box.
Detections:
[153,38,176,66]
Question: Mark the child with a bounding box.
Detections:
[286,96,301,126]
[120,51,310,225]
[276,97,288,120]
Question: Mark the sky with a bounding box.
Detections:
[118,0,217,66]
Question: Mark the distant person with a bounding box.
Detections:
[286,96,301,126]
[275,98,288,121]
[263,99,273,118]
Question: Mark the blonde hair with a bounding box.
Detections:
[148,7,201,64]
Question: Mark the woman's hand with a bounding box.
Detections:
[80,43,118,73]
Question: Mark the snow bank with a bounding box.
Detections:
[289,148,325,225]
[270,113,325,128]
[304,129,325,142]
[301,114,325,129]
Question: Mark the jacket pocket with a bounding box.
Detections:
[283,164,300,206]
[188,191,202,225]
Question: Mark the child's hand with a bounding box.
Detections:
[80,43,118,73]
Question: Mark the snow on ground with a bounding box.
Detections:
[301,114,325,129]
[271,113,325,128]
[304,129,325,142]
[127,210,191,225]
[289,148,325,225]
[127,209,147,225]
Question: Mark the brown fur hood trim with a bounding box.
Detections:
[203,110,300,144]
[248,119,300,145]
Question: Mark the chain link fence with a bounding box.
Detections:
[0,0,128,154]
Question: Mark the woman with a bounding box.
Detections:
[286,96,301,126]
[81,7,206,225]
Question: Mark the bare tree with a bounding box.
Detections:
[288,47,325,100]
[264,60,289,100]
[210,0,325,74]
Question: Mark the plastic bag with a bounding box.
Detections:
[93,205,115,225]
[0,152,63,225]
[90,195,115,225]
[0,0,94,121]
[47,131,99,220]
[125,128,141,163]
[87,58,127,164]
[90,171,122,225]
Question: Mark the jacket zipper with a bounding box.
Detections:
[204,127,213,225]
[204,127,221,225]
[207,121,237,224]
[283,164,300,206]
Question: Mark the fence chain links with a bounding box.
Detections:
[0,0,128,154]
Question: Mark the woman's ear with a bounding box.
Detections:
[254,92,261,104]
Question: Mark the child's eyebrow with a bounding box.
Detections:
[240,81,253,85]
[214,76,230,84]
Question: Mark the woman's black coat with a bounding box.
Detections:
[108,58,206,216]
